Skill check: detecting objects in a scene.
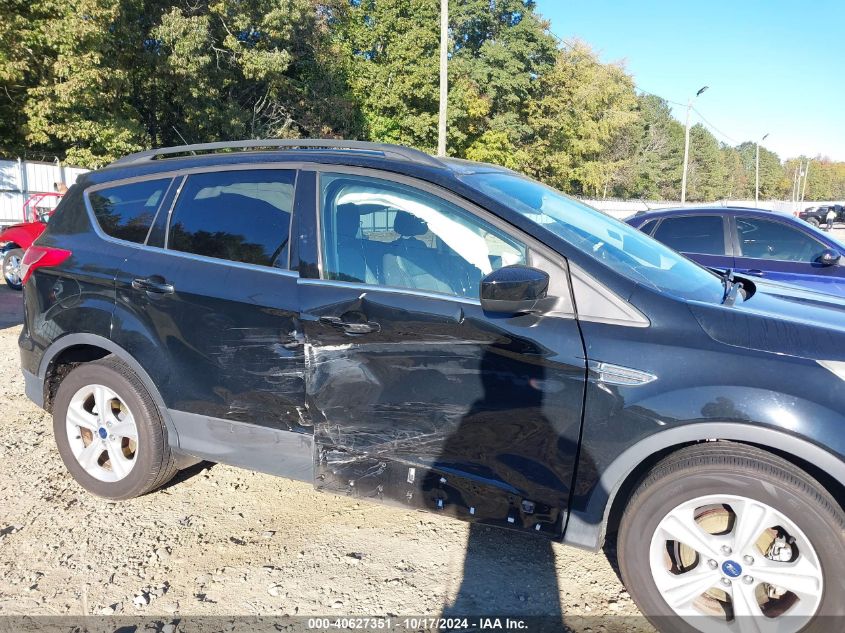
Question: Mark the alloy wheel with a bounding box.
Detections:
[649,494,823,632]
[65,384,139,482]
[4,253,21,285]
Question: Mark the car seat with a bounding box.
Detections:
[382,211,454,294]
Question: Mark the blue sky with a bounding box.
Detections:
[534,0,845,161]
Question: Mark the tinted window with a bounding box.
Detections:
[736,217,825,262]
[320,173,526,298]
[89,178,171,244]
[461,171,723,303]
[638,218,658,235]
[653,216,726,255]
[168,170,294,268]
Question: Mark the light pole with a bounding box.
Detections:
[437,0,448,157]
[755,132,769,207]
[800,160,810,208]
[680,85,708,205]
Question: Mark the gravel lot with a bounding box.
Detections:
[0,286,640,628]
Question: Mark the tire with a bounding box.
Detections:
[618,443,845,633]
[52,356,178,500]
[2,247,24,290]
[807,217,820,228]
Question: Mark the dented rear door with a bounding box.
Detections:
[113,167,311,477]
[297,168,586,536]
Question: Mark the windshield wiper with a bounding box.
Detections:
[717,268,744,306]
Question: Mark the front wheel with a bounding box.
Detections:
[618,443,845,633]
[3,247,24,290]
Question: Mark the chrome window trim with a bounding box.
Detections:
[83,195,298,280]
[83,165,299,275]
[141,177,177,245]
[298,277,482,305]
[84,176,175,248]
[161,175,186,249]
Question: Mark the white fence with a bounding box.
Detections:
[0,158,835,225]
[0,159,89,225]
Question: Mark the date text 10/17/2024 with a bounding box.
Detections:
[307,618,529,630]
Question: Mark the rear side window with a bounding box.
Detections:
[167,170,295,268]
[638,218,658,235]
[653,216,726,255]
[88,178,171,244]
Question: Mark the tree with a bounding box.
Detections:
[3,0,845,200]
[720,146,748,200]
[332,0,556,155]
[522,41,638,196]
[684,124,726,201]
[618,94,684,199]
[6,0,360,167]
[735,142,783,200]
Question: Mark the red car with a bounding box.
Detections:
[0,192,63,290]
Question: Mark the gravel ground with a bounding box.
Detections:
[0,287,640,627]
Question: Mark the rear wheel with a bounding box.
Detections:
[52,356,177,499]
[3,247,24,290]
[807,217,820,228]
[618,443,845,633]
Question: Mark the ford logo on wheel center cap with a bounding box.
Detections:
[97,427,108,439]
[722,560,742,578]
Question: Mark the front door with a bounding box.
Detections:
[297,169,586,536]
[112,167,310,478]
[732,215,845,295]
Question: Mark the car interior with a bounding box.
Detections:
[323,179,525,297]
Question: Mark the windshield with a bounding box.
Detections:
[463,171,724,303]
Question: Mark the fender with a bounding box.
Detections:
[562,422,845,551]
[37,332,181,448]
[0,225,41,250]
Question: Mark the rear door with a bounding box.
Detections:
[732,215,845,295]
[650,214,734,271]
[111,167,311,478]
[296,168,586,535]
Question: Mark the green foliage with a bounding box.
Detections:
[2,0,844,199]
[2,0,360,166]
[522,41,638,196]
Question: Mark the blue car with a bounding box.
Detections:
[627,206,845,296]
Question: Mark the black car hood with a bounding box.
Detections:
[688,279,845,362]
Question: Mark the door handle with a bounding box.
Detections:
[745,269,765,277]
[132,277,175,294]
[319,315,380,335]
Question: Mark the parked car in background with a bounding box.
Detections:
[0,191,63,289]
[628,206,845,297]
[797,204,844,228]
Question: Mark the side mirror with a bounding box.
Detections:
[480,265,549,315]
[818,249,841,266]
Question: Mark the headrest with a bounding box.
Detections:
[335,204,362,238]
[393,211,428,237]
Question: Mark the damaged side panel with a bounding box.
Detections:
[301,280,586,538]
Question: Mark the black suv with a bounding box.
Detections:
[798,204,843,227]
[20,140,845,632]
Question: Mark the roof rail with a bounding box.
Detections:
[110,139,445,169]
